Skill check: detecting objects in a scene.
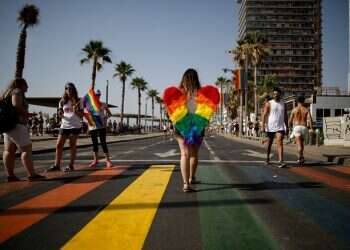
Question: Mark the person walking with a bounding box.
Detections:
[1,78,45,181]
[262,87,289,168]
[83,89,113,168]
[47,82,83,172]
[163,69,219,192]
[289,96,314,165]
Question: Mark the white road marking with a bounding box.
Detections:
[154,149,180,158]
[203,139,220,161]
[242,149,272,159]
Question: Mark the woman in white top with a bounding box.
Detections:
[47,82,83,172]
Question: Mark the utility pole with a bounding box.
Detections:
[244,51,249,136]
[106,80,109,105]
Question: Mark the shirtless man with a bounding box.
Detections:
[288,96,314,165]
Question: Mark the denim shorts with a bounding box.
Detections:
[59,128,81,136]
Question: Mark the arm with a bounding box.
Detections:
[262,102,270,131]
[12,93,31,119]
[288,110,294,128]
[284,104,289,135]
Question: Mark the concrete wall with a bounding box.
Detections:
[323,114,350,147]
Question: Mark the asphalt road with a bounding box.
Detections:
[0,135,350,250]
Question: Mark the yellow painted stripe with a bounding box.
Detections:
[62,165,175,250]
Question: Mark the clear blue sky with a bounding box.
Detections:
[0,0,348,115]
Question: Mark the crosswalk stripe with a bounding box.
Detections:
[290,167,350,193]
[327,166,350,176]
[62,165,175,250]
[0,166,128,243]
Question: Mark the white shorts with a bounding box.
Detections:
[3,124,31,148]
[290,125,308,139]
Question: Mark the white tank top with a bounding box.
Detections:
[267,99,285,132]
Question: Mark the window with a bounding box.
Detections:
[316,109,323,118]
[335,109,342,116]
[324,109,330,117]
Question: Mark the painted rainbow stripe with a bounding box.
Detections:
[163,85,219,145]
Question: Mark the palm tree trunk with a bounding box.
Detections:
[138,89,141,131]
[254,66,258,120]
[151,98,154,132]
[91,55,97,89]
[120,80,125,126]
[15,26,27,78]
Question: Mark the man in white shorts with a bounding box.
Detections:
[289,95,314,165]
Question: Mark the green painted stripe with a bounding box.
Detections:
[197,165,279,250]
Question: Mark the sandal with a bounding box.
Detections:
[183,183,195,193]
[89,160,98,168]
[105,160,113,168]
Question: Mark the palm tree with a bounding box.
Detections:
[147,89,159,132]
[215,76,231,126]
[156,96,164,129]
[15,4,40,78]
[113,61,135,126]
[131,77,148,131]
[244,32,269,117]
[80,40,112,90]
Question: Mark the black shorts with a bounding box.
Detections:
[267,130,285,138]
[59,128,81,136]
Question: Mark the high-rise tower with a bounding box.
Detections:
[237,0,322,96]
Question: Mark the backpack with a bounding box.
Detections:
[0,95,18,133]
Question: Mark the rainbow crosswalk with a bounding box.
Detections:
[0,163,350,249]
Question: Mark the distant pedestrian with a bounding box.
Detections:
[47,82,83,172]
[262,87,289,168]
[83,89,113,168]
[1,78,45,181]
[163,69,219,192]
[289,95,314,165]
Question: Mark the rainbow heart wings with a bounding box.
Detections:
[163,85,220,145]
[83,89,104,128]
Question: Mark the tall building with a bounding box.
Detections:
[237,0,322,97]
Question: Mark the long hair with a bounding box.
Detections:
[1,78,27,101]
[60,82,79,106]
[179,68,201,95]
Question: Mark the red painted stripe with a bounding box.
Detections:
[327,166,350,176]
[0,164,87,198]
[290,167,350,193]
[0,166,128,243]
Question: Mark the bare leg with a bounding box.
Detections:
[295,136,304,161]
[189,143,201,183]
[55,135,67,167]
[3,141,17,177]
[266,135,274,163]
[276,133,284,162]
[68,135,78,168]
[176,135,190,189]
[20,144,36,176]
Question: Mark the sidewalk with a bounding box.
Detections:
[221,133,350,164]
[0,133,163,155]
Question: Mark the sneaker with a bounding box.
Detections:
[105,160,113,168]
[7,175,21,182]
[28,174,46,182]
[46,165,60,172]
[297,157,305,166]
[63,166,74,172]
[278,162,287,168]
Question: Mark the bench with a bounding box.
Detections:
[323,154,350,165]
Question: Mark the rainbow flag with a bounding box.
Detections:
[83,89,104,129]
[163,85,219,145]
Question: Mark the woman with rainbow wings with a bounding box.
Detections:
[163,68,220,192]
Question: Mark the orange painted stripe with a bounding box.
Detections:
[290,167,350,193]
[0,164,88,198]
[0,166,128,243]
[327,166,350,176]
